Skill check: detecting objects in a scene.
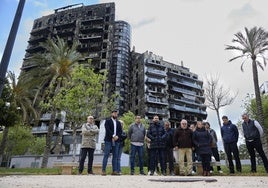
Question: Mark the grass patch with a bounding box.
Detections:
[0,165,267,176]
[0,167,61,175]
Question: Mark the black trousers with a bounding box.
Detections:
[164,147,174,173]
[79,147,95,173]
[210,147,221,171]
[224,142,241,173]
[246,138,268,173]
[200,153,211,172]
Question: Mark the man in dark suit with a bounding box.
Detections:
[102,110,122,175]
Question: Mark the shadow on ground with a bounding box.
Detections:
[149,177,217,183]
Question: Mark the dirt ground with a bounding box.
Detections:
[1,175,268,188]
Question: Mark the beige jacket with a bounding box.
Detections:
[81,123,99,149]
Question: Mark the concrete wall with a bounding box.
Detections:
[10,153,129,168]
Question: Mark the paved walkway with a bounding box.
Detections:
[1,175,268,188]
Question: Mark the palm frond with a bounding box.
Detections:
[228,55,247,62]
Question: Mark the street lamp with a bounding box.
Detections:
[0,0,25,97]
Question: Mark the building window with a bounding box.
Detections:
[87,10,92,16]
[106,7,111,14]
[104,33,108,39]
[100,62,106,69]
[102,52,106,58]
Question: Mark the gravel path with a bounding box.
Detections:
[0,175,268,188]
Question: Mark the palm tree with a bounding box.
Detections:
[7,71,38,124]
[22,36,81,168]
[225,26,268,153]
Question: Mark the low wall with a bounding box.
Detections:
[10,153,129,168]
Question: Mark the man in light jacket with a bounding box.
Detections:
[78,115,99,175]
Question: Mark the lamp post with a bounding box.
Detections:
[0,0,25,97]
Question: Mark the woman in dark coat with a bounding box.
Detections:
[192,121,212,176]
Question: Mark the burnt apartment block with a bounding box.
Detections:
[130,51,207,127]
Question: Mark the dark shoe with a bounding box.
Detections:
[131,171,134,175]
[251,170,256,173]
[150,171,154,176]
[101,171,106,176]
[140,172,146,175]
[179,173,185,176]
[111,171,120,175]
[88,171,95,175]
[170,171,175,176]
[202,171,206,176]
[187,173,192,176]
[229,170,234,174]
[237,169,242,173]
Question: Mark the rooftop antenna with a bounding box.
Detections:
[181,60,184,67]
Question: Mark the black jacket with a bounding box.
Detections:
[147,122,166,149]
[104,118,122,142]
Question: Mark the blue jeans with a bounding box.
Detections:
[117,143,124,173]
[130,144,144,173]
[102,141,120,172]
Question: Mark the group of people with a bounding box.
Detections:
[78,110,268,176]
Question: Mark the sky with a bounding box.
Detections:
[1,0,268,147]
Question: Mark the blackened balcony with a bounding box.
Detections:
[146,77,166,85]
[146,96,168,105]
[146,68,166,77]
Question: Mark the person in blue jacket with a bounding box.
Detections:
[221,115,241,174]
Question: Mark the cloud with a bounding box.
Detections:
[227,3,258,31]
[30,0,48,8]
[40,9,54,16]
[132,17,156,29]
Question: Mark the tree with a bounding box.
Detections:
[204,74,237,129]
[28,136,46,155]
[23,36,81,168]
[225,26,268,154]
[7,71,38,124]
[5,125,33,155]
[53,65,106,161]
[0,79,20,166]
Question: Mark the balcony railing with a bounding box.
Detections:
[146,96,168,105]
[146,68,166,77]
[146,77,166,85]
[170,104,207,115]
[171,87,196,95]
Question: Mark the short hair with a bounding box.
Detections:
[242,113,249,117]
[164,121,170,125]
[87,116,94,119]
[222,115,228,119]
